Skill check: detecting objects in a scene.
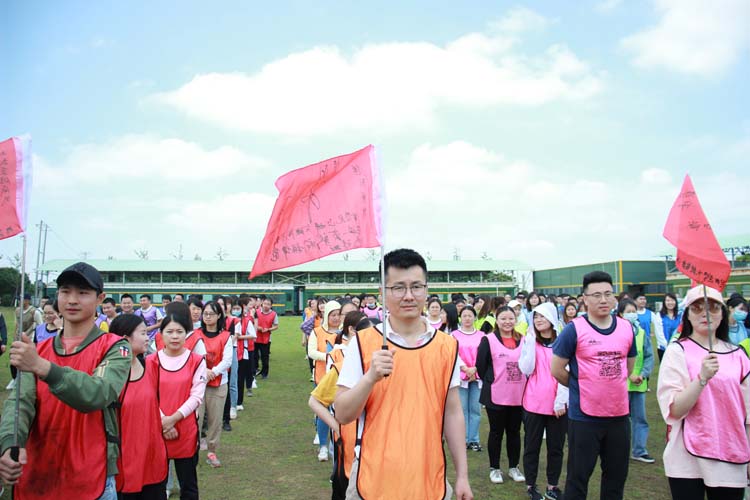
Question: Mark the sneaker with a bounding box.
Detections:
[200,438,208,451]
[222,422,232,432]
[261,375,268,380]
[314,434,320,445]
[632,454,655,463]
[470,442,483,452]
[247,389,254,397]
[229,407,238,420]
[236,404,244,411]
[165,487,170,499]
[206,452,221,468]
[527,486,544,500]
[489,468,503,484]
[252,379,258,389]
[5,379,15,391]
[544,486,563,500]
[317,446,329,462]
[508,467,526,483]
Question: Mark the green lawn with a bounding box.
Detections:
[0,310,672,499]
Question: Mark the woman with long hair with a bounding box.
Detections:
[195,301,232,468]
[659,293,682,359]
[439,302,459,333]
[657,285,750,499]
[477,306,527,485]
[474,295,496,334]
[562,302,578,326]
[111,314,169,499]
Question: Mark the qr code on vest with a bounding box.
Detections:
[596,351,622,378]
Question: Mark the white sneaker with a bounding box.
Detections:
[508,467,525,482]
[252,379,258,389]
[5,379,15,390]
[313,434,320,445]
[489,468,503,484]
[229,407,238,420]
[236,405,244,411]
[317,446,329,461]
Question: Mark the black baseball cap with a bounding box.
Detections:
[57,262,104,294]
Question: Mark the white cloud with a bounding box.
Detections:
[153,10,602,137]
[640,167,672,185]
[621,0,750,76]
[596,0,623,13]
[35,134,269,190]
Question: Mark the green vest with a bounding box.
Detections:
[740,338,750,358]
[628,326,648,392]
[475,315,496,331]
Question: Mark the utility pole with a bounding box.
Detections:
[33,220,47,304]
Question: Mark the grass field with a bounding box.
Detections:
[0,310,673,499]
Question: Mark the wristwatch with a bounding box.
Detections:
[698,376,708,387]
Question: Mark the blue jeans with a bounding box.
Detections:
[629,391,649,457]
[459,382,481,444]
[313,382,330,447]
[96,475,116,500]
[229,347,239,408]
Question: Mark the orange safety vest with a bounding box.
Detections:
[313,326,337,384]
[330,357,356,480]
[355,326,457,500]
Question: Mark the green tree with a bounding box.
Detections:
[0,267,33,306]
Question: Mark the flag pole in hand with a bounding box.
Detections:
[11,234,27,462]
[702,284,714,352]
[380,245,389,377]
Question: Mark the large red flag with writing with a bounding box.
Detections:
[663,174,730,291]
[250,145,383,279]
[0,136,32,240]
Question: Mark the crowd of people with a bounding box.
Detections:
[0,251,748,499]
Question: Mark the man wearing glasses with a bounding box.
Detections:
[335,248,473,500]
[551,271,637,500]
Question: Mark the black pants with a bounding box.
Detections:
[668,477,744,500]
[565,417,630,500]
[486,405,523,469]
[256,342,270,377]
[237,357,255,406]
[119,479,168,500]
[173,452,199,500]
[523,410,567,488]
[331,437,349,500]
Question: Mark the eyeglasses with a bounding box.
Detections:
[689,302,723,314]
[202,311,218,318]
[584,292,614,301]
[385,283,427,298]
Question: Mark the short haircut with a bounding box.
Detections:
[162,294,172,301]
[121,294,134,302]
[633,292,646,301]
[380,248,427,280]
[102,298,116,307]
[174,293,185,300]
[140,294,152,301]
[617,298,637,316]
[582,271,613,292]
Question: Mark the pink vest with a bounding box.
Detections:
[487,333,525,406]
[574,316,633,417]
[452,329,484,381]
[522,342,558,415]
[680,338,750,464]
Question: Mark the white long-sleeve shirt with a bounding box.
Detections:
[518,332,569,412]
[639,309,667,350]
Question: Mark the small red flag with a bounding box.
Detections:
[663,174,730,291]
[0,136,32,241]
[249,145,383,279]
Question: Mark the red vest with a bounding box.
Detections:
[116,361,168,492]
[16,333,122,500]
[238,314,255,360]
[255,309,276,344]
[196,328,231,387]
[150,352,204,459]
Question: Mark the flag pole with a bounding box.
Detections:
[12,234,27,461]
[702,284,713,352]
[379,245,390,377]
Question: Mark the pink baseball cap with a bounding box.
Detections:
[683,285,724,309]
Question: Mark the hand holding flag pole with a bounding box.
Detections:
[663,174,730,352]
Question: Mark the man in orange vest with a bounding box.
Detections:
[335,248,473,500]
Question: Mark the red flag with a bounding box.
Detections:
[250,145,383,278]
[663,174,730,290]
[0,136,32,240]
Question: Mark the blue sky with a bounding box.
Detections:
[2,0,748,271]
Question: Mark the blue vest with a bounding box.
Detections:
[637,310,652,338]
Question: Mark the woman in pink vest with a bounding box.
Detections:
[518,303,568,500]
[657,285,750,500]
[476,306,527,485]
[451,305,485,452]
